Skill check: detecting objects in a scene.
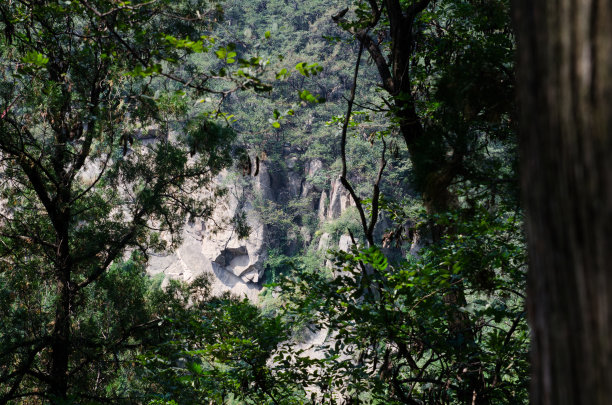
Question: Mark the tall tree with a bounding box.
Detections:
[514,1,612,404]
[275,1,527,403]
[0,0,264,402]
[331,1,517,403]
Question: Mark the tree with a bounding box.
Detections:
[514,1,612,404]
[138,280,307,405]
[0,0,265,402]
[273,0,527,403]
[331,0,519,402]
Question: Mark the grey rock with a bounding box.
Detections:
[287,171,303,198]
[301,181,315,199]
[327,177,356,220]
[317,232,331,252]
[254,162,274,201]
[305,159,323,177]
[148,169,267,303]
[286,156,298,169]
[328,178,343,219]
[338,234,352,252]
[318,191,328,221]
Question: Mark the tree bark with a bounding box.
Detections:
[514,1,612,404]
[50,211,72,402]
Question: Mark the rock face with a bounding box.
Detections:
[306,159,323,178]
[317,191,327,221]
[317,232,331,252]
[201,211,266,285]
[147,144,386,304]
[148,169,268,303]
[327,177,354,219]
[338,234,352,252]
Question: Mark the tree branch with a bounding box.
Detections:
[332,12,395,94]
[367,138,387,240]
[338,42,372,245]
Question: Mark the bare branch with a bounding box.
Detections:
[367,138,387,239]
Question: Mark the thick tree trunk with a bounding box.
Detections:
[514,1,612,404]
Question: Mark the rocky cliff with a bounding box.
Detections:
[147,145,360,303]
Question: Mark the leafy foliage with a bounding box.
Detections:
[0,0,263,401]
[138,278,308,405]
[277,208,528,403]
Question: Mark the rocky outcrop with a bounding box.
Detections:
[302,159,323,199]
[147,220,263,302]
[146,143,379,304]
[317,191,327,221]
[327,177,354,219]
[201,212,266,284]
[148,168,268,303]
[287,171,303,199]
[338,234,352,252]
[253,161,274,201]
[305,159,323,178]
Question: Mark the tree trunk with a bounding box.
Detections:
[49,75,74,401]
[50,189,73,402]
[514,1,612,404]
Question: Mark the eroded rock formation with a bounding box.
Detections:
[147,145,376,304]
[148,168,267,303]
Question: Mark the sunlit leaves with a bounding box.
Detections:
[215,43,237,63]
[275,68,289,80]
[295,62,322,77]
[19,51,49,69]
[126,63,162,77]
[162,34,215,53]
[298,89,325,104]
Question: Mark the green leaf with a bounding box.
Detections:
[299,90,325,104]
[126,63,162,77]
[295,62,323,77]
[276,68,289,80]
[215,48,227,59]
[20,51,49,68]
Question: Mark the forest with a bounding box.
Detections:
[0,0,610,404]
